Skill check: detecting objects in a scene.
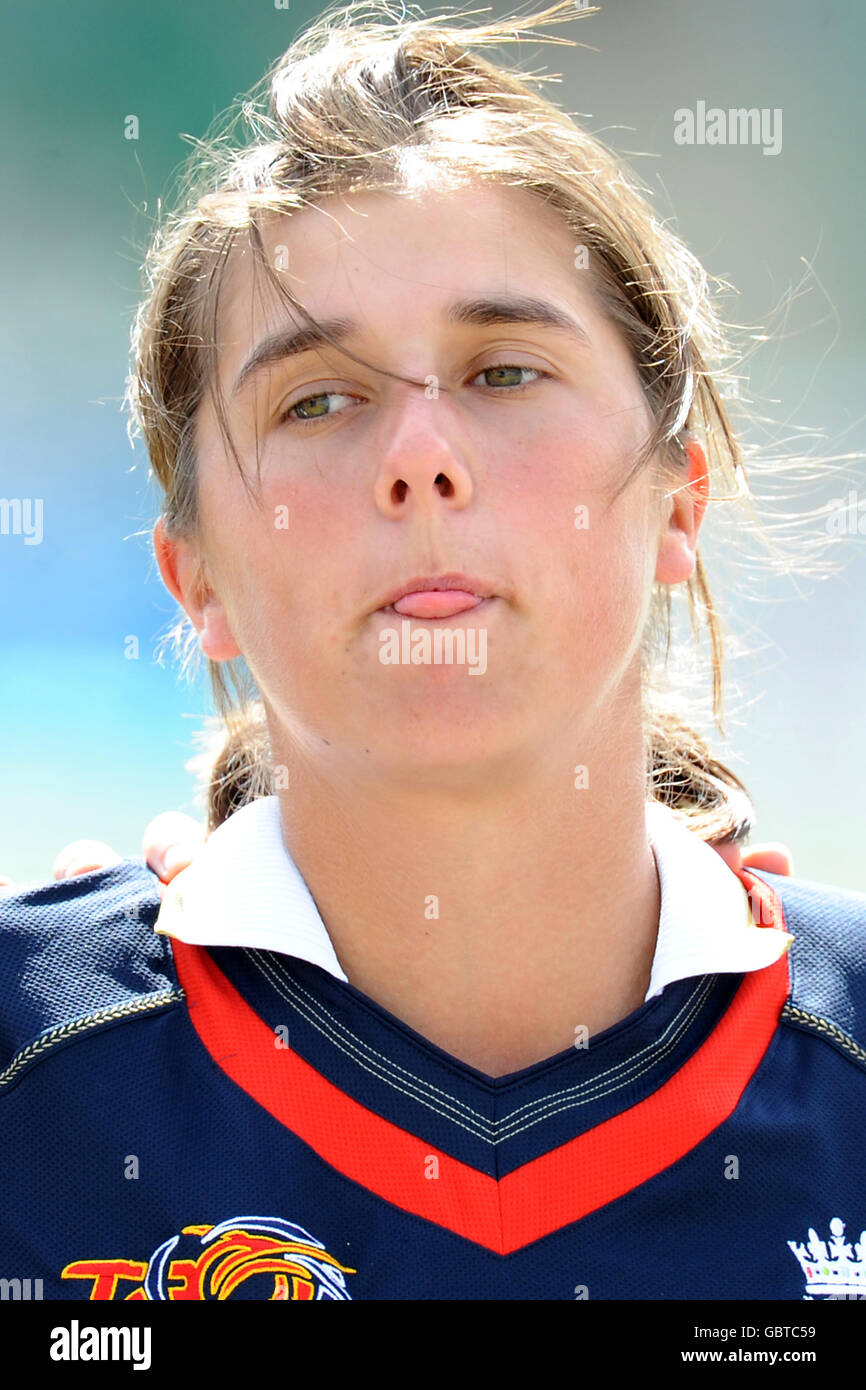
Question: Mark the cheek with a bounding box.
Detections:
[541,489,657,681]
[208,468,347,600]
[509,423,651,599]
[201,480,357,687]
[571,526,649,633]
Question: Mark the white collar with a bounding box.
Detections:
[155,796,793,1002]
[642,801,792,998]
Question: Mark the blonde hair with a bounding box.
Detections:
[126,0,821,842]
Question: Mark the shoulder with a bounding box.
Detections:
[0,860,178,1084]
[749,868,866,1074]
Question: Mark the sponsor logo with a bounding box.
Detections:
[62,1216,356,1300]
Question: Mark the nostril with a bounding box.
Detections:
[390,475,454,502]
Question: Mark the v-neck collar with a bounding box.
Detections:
[169,914,791,1254]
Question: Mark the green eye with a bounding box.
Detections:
[279,390,358,426]
[292,393,331,420]
[278,363,548,429]
[478,364,537,388]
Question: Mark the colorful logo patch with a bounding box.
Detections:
[62,1216,355,1300]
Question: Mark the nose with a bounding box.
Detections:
[373,385,474,516]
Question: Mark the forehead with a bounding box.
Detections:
[214,182,609,358]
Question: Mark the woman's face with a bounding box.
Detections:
[160,182,699,782]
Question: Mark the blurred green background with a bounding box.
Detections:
[1,0,864,887]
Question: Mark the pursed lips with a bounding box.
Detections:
[389,590,486,619]
[376,573,496,620]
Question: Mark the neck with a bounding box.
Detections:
[270,713,660,1078]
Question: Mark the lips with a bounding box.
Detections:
[376,573,495,618]
[392,590,484,619]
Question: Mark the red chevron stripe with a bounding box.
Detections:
[169,868,790,1254]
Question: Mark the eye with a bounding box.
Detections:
[278,389,361,428]
[277,363,549,429]
[473,362,548,391]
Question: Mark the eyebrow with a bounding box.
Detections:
[230,294,593,399]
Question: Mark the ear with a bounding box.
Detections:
[152,517,242,661]
[654,439,710,586]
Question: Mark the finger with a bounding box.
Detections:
[142,812,206,883]
[52,840,123,880]
[741,843,794,877]
[0,874,17,894]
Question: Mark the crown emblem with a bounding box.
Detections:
[787,1218,866,1299]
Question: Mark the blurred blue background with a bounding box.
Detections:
[1,0,864,887]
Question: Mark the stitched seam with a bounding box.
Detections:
[500,981,716,1141]
[0,989,185,1091]
[254,948,712,1123]
[782,1002,866,1067]
[248,949,492,1141]
[257,947,713,1125]
[490,977,713,1141]
[254,948,712,1137]
[499,977,714,1131]
[248,949,715,1141]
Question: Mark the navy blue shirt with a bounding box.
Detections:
[1,861,865,1300]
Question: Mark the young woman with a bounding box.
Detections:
[1,1,864,1302]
